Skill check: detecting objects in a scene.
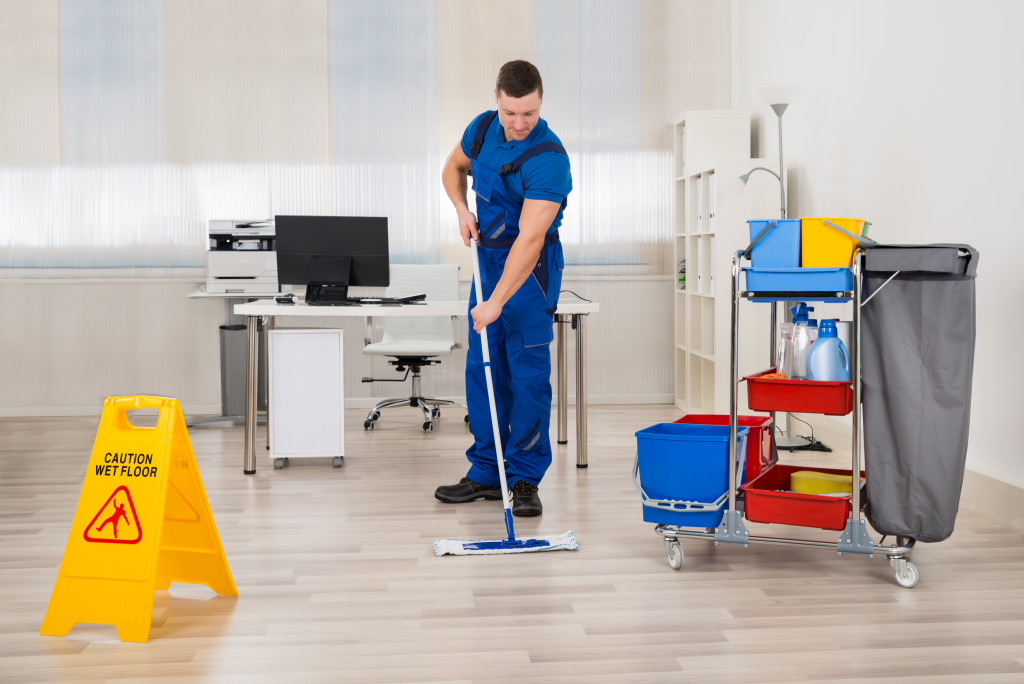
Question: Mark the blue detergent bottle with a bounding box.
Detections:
[806,319,850,381]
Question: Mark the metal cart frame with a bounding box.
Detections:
[652,250,920,588]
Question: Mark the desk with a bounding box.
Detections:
[234,298,598,474]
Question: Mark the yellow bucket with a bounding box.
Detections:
[801,217,867,267]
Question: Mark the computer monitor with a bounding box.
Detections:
[274,215,389,304]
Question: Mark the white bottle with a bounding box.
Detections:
[791,321,811,380]
[777,322,794,377]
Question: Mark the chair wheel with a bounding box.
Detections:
[364,420,374,430]
[423,421,433,432]
[431,408,440,418]
[371,412,380,421]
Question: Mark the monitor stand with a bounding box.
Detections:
[305,256,353,305]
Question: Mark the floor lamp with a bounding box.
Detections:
[740,102,814,450]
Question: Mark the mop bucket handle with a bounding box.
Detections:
[824,219,877,248]
[741,220,777,261]
[631,455,729,514]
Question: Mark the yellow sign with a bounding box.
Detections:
[41,396,237,643]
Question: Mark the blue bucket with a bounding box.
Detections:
[747,219,801,268]
[633,423,749,528]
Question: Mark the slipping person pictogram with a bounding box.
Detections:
[95,499,129,539]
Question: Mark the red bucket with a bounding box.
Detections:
[673,414,774,482]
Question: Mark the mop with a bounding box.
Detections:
[433,240,578,556]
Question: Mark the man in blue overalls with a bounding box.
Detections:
[435,60,571,517]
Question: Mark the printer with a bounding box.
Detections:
[205,219,279,294]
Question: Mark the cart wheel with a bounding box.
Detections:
[332,456,344,468]
[274,458,286,470]
[664,538,684,570]
[894,560,920,588]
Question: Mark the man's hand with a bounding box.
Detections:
[458,208,479,246]
[470,298,502,333]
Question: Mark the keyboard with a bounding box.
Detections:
[307,293,427,306]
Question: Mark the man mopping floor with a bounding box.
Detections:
[433,60,576,556]
[434,59,571,521]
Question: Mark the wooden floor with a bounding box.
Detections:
[3,404,1024,683]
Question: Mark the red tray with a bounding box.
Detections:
[741,464,864,531]
[744,368,853,416]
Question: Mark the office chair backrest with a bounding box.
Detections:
[379,264,460,346]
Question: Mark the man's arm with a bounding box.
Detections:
[470,198,560,332]
[441,143,479,246]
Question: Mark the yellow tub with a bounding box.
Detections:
[801,217,867,267]
[790,469,864,496]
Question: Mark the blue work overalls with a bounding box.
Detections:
[465,111,566,488]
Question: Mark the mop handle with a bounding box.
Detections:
[470,240,516,540]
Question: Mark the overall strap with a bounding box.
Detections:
[469,111,499,159]
[499,141,567,175]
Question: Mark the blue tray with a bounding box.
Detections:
[742,267,853,302]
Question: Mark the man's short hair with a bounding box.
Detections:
[496,60,543,99]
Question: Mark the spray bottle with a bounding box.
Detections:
[777,320,794,377]
[806,306,818,343]
[790,303,812,380]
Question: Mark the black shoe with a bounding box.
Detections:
[510,480,542,517]
[434,477,502,504]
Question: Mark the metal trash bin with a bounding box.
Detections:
[219,323,267,417]
[861,244,978,542]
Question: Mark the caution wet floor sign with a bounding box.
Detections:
[41,396,237,643]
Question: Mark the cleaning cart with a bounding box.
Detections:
[636,220,978,588]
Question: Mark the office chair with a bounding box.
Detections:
[361,264,468,432]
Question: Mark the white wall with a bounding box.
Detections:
[733,0,1024,488]
[2,2,730,417]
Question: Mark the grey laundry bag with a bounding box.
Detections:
[860,244,978,542]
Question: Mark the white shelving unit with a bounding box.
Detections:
[673,112,782,414]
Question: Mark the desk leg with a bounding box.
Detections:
[556,314,568,444]
[243,315,259,475]
[574,314,589,468]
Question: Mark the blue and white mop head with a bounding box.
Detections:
[433,530,578,556]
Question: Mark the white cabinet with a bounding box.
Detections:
[673,112,782,414]
[269,329,345,467]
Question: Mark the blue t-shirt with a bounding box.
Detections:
[460,111,572,230]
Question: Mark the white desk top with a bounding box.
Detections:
[189,289,277,299]
[235,298,599,318]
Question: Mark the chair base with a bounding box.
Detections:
[363,363,467,432]
[363,396,467,432]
